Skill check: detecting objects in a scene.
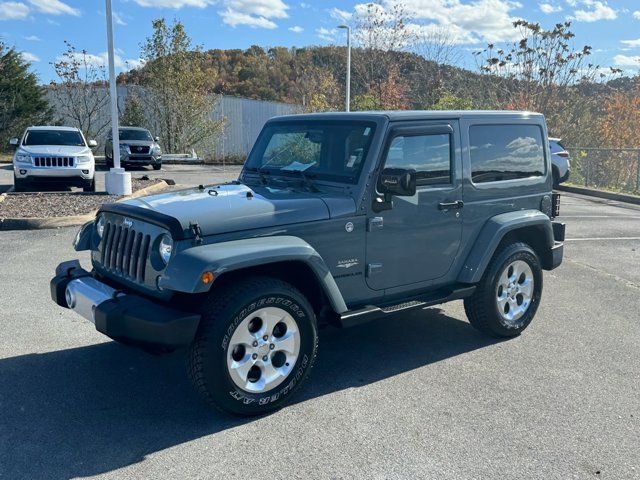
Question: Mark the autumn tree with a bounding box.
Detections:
[0,42,52,150]
[120,93,146,127]
[140,19,224,154]
[50,41,110,141]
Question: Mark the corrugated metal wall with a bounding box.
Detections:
[212,96,302,159]
[46,86,302,159]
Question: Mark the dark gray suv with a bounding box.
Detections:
[105,127,162,170]
[51,111,564,415]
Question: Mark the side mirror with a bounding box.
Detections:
[9,138,19,148]
[154,136,160,142]
[378,168,417,197]
[88,139,98,148]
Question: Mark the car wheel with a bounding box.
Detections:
[188,276,318,415]
[464,242,543,338]
[152,163,162,171]
[83,179,96,192]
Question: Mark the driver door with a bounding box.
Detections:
[365,122,463,291]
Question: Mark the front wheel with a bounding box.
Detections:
[82,179,96,192]
[464,242,543,338]
[188,276,318,415]
[152,163,162,171]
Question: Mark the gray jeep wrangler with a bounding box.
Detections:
[51,111,564,415]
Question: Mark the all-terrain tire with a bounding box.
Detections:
[464,242,543,338]
[188,276,318,415]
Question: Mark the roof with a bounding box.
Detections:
[26,125,82,131]
[270,110,544,123]
[118,126,150,131]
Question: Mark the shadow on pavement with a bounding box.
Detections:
[0,308,499,479]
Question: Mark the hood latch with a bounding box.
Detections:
[189,222,203,245]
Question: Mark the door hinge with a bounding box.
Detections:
[367,216,384,232]
[366,263,383,277]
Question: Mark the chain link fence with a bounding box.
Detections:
[566,148,640,193]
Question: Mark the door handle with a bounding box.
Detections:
[438,200,464,210]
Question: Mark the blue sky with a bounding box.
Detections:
[1,0,639,83]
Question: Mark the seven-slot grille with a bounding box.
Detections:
[100,221,151,283]
[34,156,75,167]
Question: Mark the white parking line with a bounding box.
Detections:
[565,237,640,241]
[560,215,640,219]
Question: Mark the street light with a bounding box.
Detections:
[104,0,131,195]
[338,24,351,112]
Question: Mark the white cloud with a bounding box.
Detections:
[571,1,616,22]
[539,3,562,14]
[28,0,79,16]
[353,0,523,45]
[60,51,144,70]
[633,11,640,20]
[219,0,289,29]
[24,34,40,40]
[113,11,126,26]
[133,0,212,8]
[220,9,277,28]
[0,2,29,20]
[288,25,303,33]
[329,7,352,22]
[613,54,640,67]
[316,27,336,42]
[621,39,640,48]
[20,51,39,62]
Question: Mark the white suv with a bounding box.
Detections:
[10,126,97,192]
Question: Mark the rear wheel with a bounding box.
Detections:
[188,276,318,415]
[464,242,542,338]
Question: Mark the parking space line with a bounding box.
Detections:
[560,215,640,219]
[565,237,640,241]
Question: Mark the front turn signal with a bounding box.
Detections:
[201,271,214,285]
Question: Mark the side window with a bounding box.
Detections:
[384,133,452,186]
[469,124,546,183]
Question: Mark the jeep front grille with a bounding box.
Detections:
[34,156,75,167]
[100,222,151,283]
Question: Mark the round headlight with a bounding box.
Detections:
[96,215,105,238]
[159,234,173,265]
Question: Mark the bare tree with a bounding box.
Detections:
[49,41,110,141]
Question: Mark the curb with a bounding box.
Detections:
[557,184,640,206]
[0,180,170,231]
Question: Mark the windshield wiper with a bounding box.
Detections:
[281,169,320,192]
[244,166,268,185]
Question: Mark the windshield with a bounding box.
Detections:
[117,129,153,141]
[245,121,376,184]
[23,130,85,147]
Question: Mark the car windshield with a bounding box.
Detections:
[23,130,85,146]
[245,121,376,184]
[118,129,153,141]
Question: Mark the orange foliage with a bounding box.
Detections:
[600,78,640,148]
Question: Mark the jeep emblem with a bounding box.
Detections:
[345,222,354,233]
[122,218,133,228]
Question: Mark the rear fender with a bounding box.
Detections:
[159,236,348,313]
[458,210,554,284]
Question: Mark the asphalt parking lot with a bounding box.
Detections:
[0,188,638,479]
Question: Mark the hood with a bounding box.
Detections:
[120,183,333,236]
[19,145,91,156]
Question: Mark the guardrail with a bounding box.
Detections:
[566,148,640,193]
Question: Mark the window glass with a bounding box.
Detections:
[384,133,451,186]
[23,130,85,146]
[469,125,545,183]
[245,122,376,184]
[119,129,153,141]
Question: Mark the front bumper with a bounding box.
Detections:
[14,163,94,180]
[51,260,200,348]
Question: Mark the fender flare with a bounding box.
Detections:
[457,210,554,284]
[159,236,348,313]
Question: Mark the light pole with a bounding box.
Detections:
[338,24,351,112]
[104,0,131,195]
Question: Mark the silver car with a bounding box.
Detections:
[549,137,570,187]
[105,127,162,170]
[11,126,97,192]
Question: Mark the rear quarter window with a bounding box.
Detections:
[469,124,546,183]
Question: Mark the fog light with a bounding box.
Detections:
[65,286,75,308]
[82,170,89,174]
[19,169,26,175]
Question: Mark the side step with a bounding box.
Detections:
[339,286,476,328]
